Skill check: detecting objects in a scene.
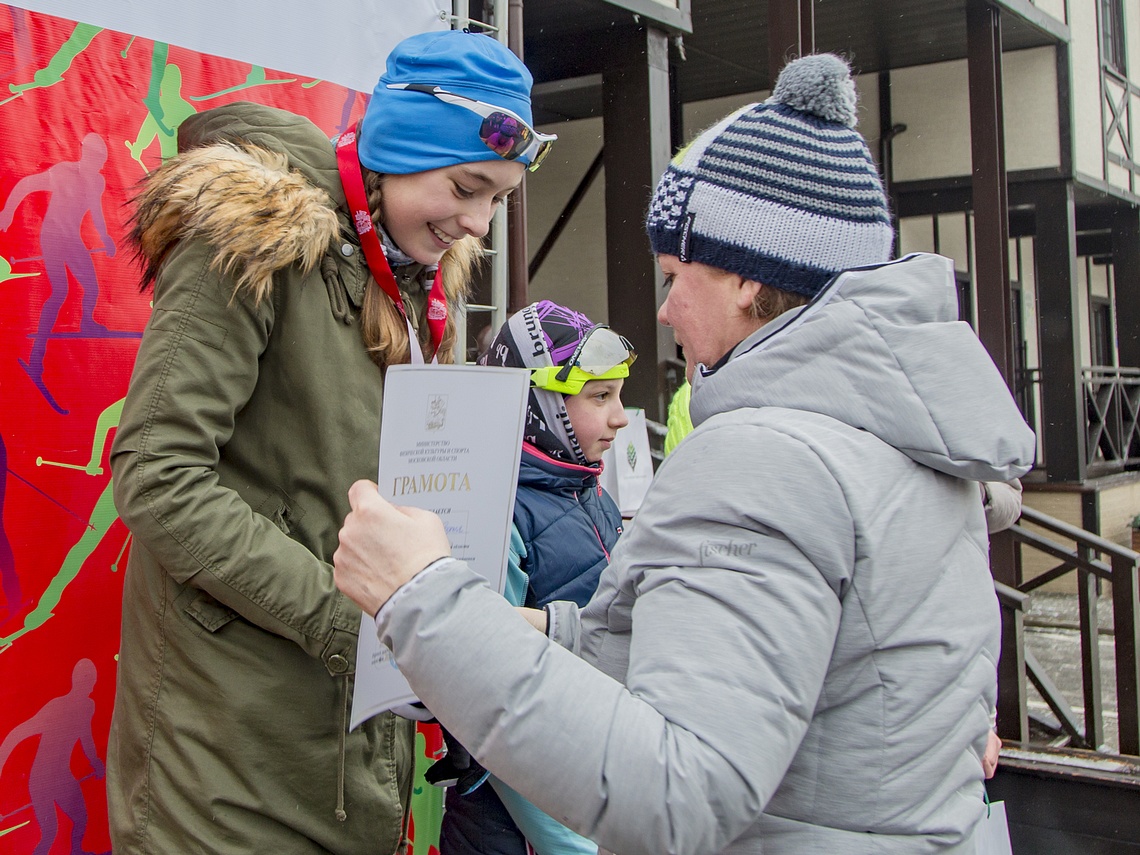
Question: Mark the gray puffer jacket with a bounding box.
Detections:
[376,253,1035,854]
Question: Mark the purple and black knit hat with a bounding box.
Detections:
[479,301,598,466]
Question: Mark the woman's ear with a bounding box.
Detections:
[736,278,763,312]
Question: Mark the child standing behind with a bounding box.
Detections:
[438,300,635,855]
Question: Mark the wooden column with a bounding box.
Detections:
[602,26,673,420]
[1034,179,1086,482]
[878,70,901,258]
[1111,549,1140,755]
[507,0,529,311]
[768,0,815,84]
[967,0,1014,387]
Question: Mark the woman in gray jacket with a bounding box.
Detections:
[334,54,1034,854]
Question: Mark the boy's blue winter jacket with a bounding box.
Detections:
[512,441,623,608]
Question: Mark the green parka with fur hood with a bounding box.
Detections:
[106,103,451,853]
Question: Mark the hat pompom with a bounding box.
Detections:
[770,53,857,127]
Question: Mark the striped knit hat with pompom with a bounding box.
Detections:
[645,53,893,298]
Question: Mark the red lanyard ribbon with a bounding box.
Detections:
[335,121,448,363]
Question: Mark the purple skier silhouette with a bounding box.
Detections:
[0,658,106,854]
[0,433,19,626]
[0,133,119,414]
[4,7,36,75]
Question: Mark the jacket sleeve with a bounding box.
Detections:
[111,240,360,665]
[376,424,851,855]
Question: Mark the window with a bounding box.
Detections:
[1091,296,1115,367]
[1102,0,1127,75]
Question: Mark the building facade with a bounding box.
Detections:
[516,0,1140,547]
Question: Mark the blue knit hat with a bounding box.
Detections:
[645,54,893,297]
[358,30,537,175]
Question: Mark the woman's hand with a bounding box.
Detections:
[334,480,451,616]
[982,730,1001,779]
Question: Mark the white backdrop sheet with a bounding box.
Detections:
[12,0,449,92]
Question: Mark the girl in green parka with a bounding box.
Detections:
[106,30,554,855]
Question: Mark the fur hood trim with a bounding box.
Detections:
[131,142,341,303]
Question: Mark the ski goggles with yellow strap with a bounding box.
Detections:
[529,326,637,395]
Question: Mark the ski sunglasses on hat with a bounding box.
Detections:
[387,83,556,171]
[529,326,637,395]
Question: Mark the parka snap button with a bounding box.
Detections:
[340,243,355,257]
[328,654,350,673]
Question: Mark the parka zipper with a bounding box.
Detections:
[336,674,349,821]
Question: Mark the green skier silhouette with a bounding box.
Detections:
[191,64,296,100]
[125,60,196,169]
[3,23,101,106]
[0,398,124,650]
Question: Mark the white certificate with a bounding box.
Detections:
[350,364,530,729]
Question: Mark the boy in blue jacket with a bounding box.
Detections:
[435,300,634,855]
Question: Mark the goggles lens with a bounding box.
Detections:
[560,326,637,376]
[529,325,636,394]
[388,83,556,172]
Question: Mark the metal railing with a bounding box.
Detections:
[991,506,1140,757]
[646,417,667,466]
[1103,64,1140,198]
[1014,365,1040,442]
[1084,366,1140,471]
[1011,365,1140,476]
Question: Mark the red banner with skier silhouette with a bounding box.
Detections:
[0,8,456,854]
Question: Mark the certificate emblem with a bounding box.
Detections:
[426,394,448,432]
